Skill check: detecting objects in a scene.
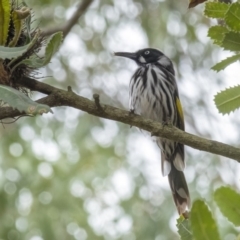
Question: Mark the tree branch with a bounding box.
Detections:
[1,77,240,163]
[41,0,94,38]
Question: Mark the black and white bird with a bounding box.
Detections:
[115,48,190,214]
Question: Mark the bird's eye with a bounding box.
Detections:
[144,51,150,55]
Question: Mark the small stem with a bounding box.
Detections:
[93,93,103,111]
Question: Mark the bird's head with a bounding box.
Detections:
[114,48,172,68]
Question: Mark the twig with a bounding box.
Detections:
[1,114,33,124]
[1,76,239,163]
[93,93,103,111]
[41,0,94,38]
[68,86,73,92]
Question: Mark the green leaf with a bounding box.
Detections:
[0,30,39,61]
[214,85,240,114]
[7,30,40,69]
[0,0,11,45]
[44,32,63,64]
[21,31,63,68]
[0,84,53,115]
[221,32,240,51]
[208,26,229,46]
[0,44,31,59]
[204,2,229,19]
[176,215,193,240]
[212,54,240,72]
[225,2,240,32]
[8,10,23,47]
[214,187,240,226]
[190,200,220,240]
[8,8,31,47]
[19,56,47,68]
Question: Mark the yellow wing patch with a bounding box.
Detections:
[176,97,184,121]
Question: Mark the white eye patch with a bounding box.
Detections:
[139,56,146,63]
[144,51,150,55]
[158,56,171,66]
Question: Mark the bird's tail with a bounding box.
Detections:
[168,163,190,215]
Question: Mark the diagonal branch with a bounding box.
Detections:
[41,0,94,38]
[1,77,240,162]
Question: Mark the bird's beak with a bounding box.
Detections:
[114,51,137,60]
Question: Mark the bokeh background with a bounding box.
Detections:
[1,0,240,239]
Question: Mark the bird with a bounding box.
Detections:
[114,48,190,215]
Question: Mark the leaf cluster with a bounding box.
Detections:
[204,2,240,114]
[177,186,240,240]
[0,0,62,115]
[0,84,52,115]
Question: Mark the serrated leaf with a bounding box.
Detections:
[0,44,31,59]
[208,26,229,46]
[8,7,31,47]
[45,31,63,63]
[0,0,11,45]
[225,2,240,32]
[212,54,240,72]
[188,0,207,9]
[190,200,220,240]
[214,85,240,114]
[0,84,52,115]
[204,2,230,19]
[20,56,47,68]
[8,10,23,47]
[221,32,240,51]
[21,32,63,68]
[7,30,40,69]
[176,215,193,240]
[214,187,240,226]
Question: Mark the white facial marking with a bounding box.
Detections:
[139,56,146,63]
[158,56,170,66]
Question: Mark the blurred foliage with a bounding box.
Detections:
[205,2,240,114]
[176,215,192,240]
[0,85,52,115]
[190,199,221,240]
[214,186,240,227]
[0,0,240,240]
[214,85,240,115]
[0,0,62,94]
[178,186,240,239]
